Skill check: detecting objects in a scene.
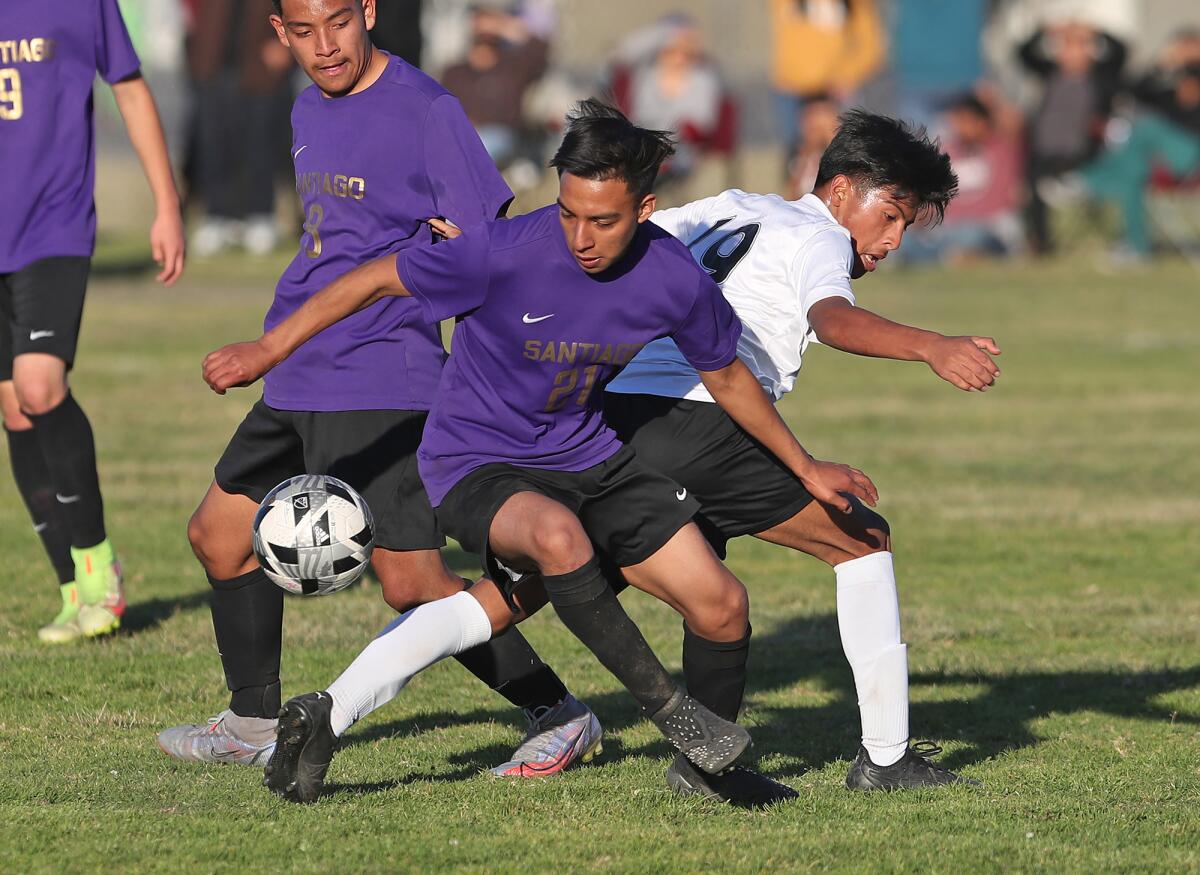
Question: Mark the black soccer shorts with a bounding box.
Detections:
[435,444,700,604]
[214,400,444,551]
[603,392,815,558]
[0,256,91,380]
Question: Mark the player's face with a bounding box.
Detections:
[271,0,377,97]
[826,176,918,278]
[556,173,656,275]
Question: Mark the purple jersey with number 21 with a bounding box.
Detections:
[395,204,743,506]
[265,53,512,412]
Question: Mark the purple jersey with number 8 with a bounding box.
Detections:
[265,53,512,413]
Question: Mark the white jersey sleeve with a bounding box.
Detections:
[608,191,856,403]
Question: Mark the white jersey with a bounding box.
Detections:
[607,190,855,403]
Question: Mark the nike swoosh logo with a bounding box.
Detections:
[33,523,48,533]
[29,330,55,340]
[522,313,555,324]
[676,489,687,501]
[293,145,309,159]
[56,494,81,504]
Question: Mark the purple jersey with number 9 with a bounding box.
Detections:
[0,0,141,272]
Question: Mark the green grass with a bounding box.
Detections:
[2,254,1198,873]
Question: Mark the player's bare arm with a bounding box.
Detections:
[697,358,878,513]
[202,255,410,393]
[111,75,185,285]
[808,297,1001,392]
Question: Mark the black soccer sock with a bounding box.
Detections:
[682,621,751,723]
[6,426,75,585]
[451,576,569,710]
[542,556,677,715]
[26,393,106,549]
[208,568,284,718]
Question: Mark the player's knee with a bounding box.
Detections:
[15,379,67,417]
[187,507,244,578]
[377,564,462,612]
[692,579,749,640]
[848,506,891,557]
[528,517,590,570]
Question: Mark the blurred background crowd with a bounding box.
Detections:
[101,0,1200,267]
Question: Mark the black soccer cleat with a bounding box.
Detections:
[666,753,799,809]
[263,691,338,804]
[647,689,751,775]
[845,741,981,791]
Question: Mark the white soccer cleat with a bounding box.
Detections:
[157,710,277,767]
[490,695,603,778]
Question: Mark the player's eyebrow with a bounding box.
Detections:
[285,5,353,26]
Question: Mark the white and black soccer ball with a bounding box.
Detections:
[252,475,375,596]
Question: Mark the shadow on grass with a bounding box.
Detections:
[336,611,1200,782]
[120,589,210,634]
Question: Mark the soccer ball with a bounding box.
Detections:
[252,475,375,596]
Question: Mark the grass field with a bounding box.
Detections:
[1,252,1198,873]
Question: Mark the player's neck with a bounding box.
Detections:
[332,47,389,99]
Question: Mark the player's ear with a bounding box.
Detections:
[361,0,377,31]
[830,174,852,207]
[636,193,656,223]
[269,14,289,46]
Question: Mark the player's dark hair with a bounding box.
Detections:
[815,109,958,226]
[549,99,676,200]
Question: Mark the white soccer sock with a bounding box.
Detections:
[834,551,909,767]
[326,591,493,736]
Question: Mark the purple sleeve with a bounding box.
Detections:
[423,94,514,224]
[672,275,743,372]
[95,0,141,83]
[395,224,494,324]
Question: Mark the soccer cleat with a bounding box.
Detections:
[157,711,277,766]
[666,753,799,808]
[264,691,338,803]
[38,582,82,644]
[845,741,981,791]
[73,543,125,638]
[489,694,603,777]
[647,689,751,775]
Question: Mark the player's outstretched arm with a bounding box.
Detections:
[808,297,1001,392]
[111,75,185,285]
[202,256,410,394]
[698,358,878,513]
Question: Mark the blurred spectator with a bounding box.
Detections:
[1051,30,1200,259]
[185,0,292,257]
[769,0,885,154]
[783,93,840,199]
[610,14,736,203]
[907,88,1024,262]
[439,1,550,174]
[1018,19,1127,255]
[370,0,424,67]
[888,0,988,131]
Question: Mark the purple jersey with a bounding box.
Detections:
[264,53,512,412]
[395,205,743,505]
[0,0,140,272]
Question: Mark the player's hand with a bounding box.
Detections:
[203,341,274,394]
[428,217,462,241]
[150,208,186,286]
[799,459,878,513]
[925,335,1001,392]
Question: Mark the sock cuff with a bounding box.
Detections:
[207,567,271,591]
[446,590,493,651]
[834,550,894,584]
[24,391,78,426]
[682,620,752,652]
[542,556,607,606]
